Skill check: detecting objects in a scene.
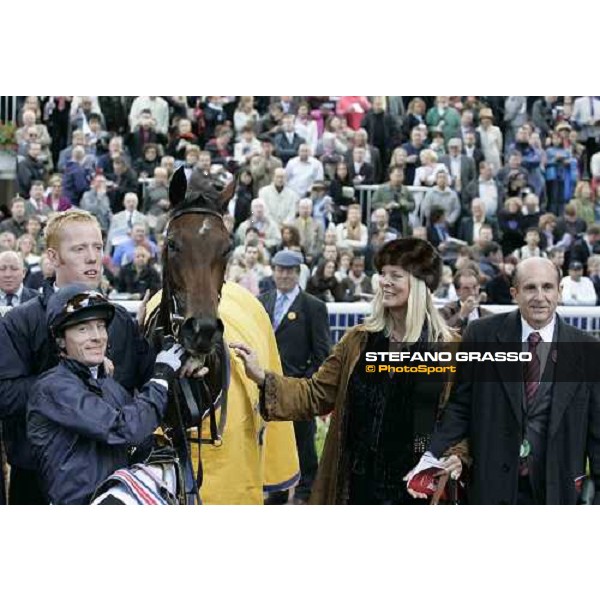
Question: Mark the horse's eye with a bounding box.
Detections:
[222,244,233,258]
[167,239,179,253]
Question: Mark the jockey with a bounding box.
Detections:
[27,284,185,505]
[0,209,205,505]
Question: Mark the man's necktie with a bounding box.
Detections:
[5,293,15,307]
[273,294,288,330]
[127,212,133,230]
[524,332,542,404]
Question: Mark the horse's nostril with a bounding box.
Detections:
[181,318,219,349]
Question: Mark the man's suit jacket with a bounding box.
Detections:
[462,178,503,212]
[105,210,148,255]
[259,289,331,378]
[19,287,39,305]
[345,146,382,183]
[568,238,593,274]
[0,287,38,314]
[457,216,500,245]
[273,132,305,165]
[462,145,485,170]
[440,155,477,194]
[426,224,448,249]
[572,96,600,141]
[430,310,600,504]
[438,300,492,335]
[347,161,375,185]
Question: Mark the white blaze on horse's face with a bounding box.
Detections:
[199,221,212,236]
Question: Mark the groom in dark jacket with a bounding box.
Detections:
[422,257,600,504]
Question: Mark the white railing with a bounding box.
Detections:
[356,184,430,227]
[112,301,600,344]
[0,96,18,124]
[325,303,600,342]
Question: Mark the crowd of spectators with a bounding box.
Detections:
[3,95,600,309]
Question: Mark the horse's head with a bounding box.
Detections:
[162,167,235,357]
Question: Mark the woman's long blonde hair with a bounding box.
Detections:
[364,273,453,343]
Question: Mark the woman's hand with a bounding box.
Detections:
[229,342,265,386]
[440,454,462,480]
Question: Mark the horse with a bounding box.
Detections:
[92,167,299,505]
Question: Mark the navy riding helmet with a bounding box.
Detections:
[47,284,115,337]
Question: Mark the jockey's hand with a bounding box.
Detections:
[180,356,209,379]
[137,290,151,329]
[155,343,186,381]
[229,342,265,386]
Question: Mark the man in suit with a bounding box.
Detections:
[459,111,481,147]
[440,138,476,204]
[0,251,39,309]
[347,146,375,186]
[462,131,485,171]
[293,198,325,267]
[410,257,600,504]
[0,251,37,504]
[348,128,383,183]
[361,97,399,173]
[462,161,503,217]
[439,269,491,335]
[105,192,148,258]
[572,96,600,172]
[457,198,500,245]
[568,225,600,275]
[0,198,28,240]
[126,109,167,161]
[273,115,305,165]
[17,142,46,198]
[259,250,331,504]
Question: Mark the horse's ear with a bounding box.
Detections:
[169,167,188,209]
[219,179,236,211]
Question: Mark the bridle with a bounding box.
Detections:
[152,204,232,504]
[161,205,230,338]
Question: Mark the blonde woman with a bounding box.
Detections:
[16,234,41,270]
[232,238,465,504]
[413,149,443,188]
[571,180,595,226]
[413,149,444,222]
[388,146,408,172]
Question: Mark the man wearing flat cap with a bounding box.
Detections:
[259,250,331,504]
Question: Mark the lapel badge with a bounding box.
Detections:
[288,312,297,321]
